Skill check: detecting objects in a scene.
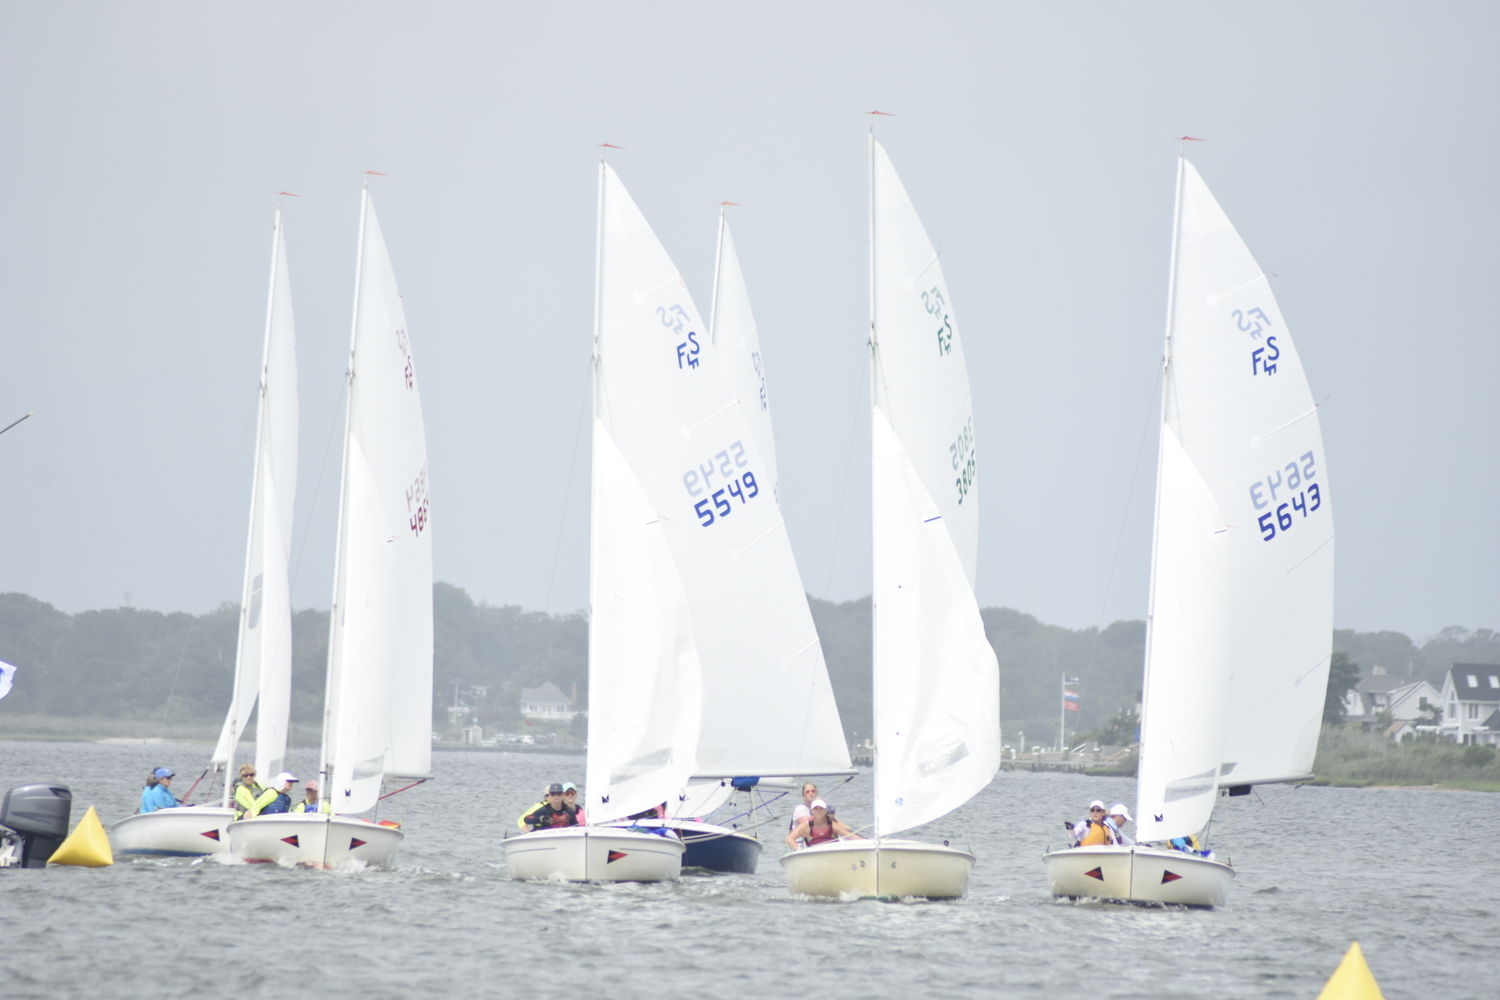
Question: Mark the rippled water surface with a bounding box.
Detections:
[2,742,1496,999]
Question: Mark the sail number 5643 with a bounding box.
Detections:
[1250,451,1322,542]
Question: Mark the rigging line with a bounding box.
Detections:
[156,618,197,739]
[289,376,348,594]
[377,778,426,802]
[823,348,871,596]
[544,367,591,614]
[1079,365,1163,687]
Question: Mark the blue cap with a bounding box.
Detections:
[154,767,175,779]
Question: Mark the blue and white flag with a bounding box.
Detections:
[0,661,15,701]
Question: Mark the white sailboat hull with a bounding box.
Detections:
[225,814,403,868]
[598,818,762,873]
[503,827,684,882]
[111,807,236,857]
[779,838,974,899]
[1044,845,1234,908]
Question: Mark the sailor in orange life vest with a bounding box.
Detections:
[522,783,580,831]
[785,799,863,850]
[1068,800,1118,846]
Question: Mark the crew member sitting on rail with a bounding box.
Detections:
[259,773,299,816]
[1068,800,1116,846]
[562,782,586,825]
[522,783,580,831]
[233,764,278,820]
[140,768,179,813]
[293,779,330,814]
[1106,803,1134,846]
[785,799,862,850]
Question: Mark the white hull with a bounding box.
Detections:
[111,807,236,857]
[504,827,684,882]
[225,814,403,868]
[599,818,763,873]
[779,838,974,899]
[1044,845,1234,907]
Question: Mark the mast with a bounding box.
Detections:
[708,205,726,345]
[318,186,369,811]
[221,208,283,808]
[1136,154,1188,803]
[867,127,882,825]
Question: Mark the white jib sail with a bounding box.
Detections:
[1133,426,1232,844]
[593,163,848,784]
[323,189,434,815]
[870,138,1000,838]
[214,210,298,789]
[1165,158,1334,787]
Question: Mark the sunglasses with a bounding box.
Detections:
[1089,808,1105,813]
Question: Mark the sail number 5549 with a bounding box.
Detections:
[683,439,761,528]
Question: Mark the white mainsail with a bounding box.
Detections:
[1133,426,1232,844]
[587,162,848,796]
[869,138,1000,837]
[321,189,434,815]
[1164,158,1334,788]
[708,211,779,503]
[213,209,298,789]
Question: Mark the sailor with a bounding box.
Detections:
[139,768,179,813]
[293,779,330,814]
[562,782,586,825]
[522,784,580,831]
[789,782,818,836]
[785,799,861,850]
[1106,803,1134,846]
[515,788,549,831]
[233,764,277,820]
[1070,800,1114,846]
[259,773,299,816]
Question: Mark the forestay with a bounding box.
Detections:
[870,139,1000,837]
[213,209,298,786]
[323,190,434,816]
[1134,427,1232,844]
[592,163,848,787]
[1164,158,1334,788]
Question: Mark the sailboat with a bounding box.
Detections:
[1044,155,1334,907]
[112,209,298,858]
[226,187,434,868]
[591,206,854,874]
[780,136,1001,899]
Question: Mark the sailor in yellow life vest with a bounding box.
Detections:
[233,764,278,820]
[1070,800,1117,846]
[292,778,331,814]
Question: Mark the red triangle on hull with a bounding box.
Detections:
[1084,867,1105,880]
[350,838,367,849]
[281,835,300,847]
[1161,870,1183,884]
[607,850,628,863]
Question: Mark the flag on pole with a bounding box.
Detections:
[0,661,15,701]
[1063,677,1080,712]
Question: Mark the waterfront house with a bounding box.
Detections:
[1438,664,1500,746]
[1343,667,1440,727]
[519,682,577,722]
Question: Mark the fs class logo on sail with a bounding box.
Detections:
[394,327,415,389]
[922,286,954,357]
[656,304,701,370]
[406,465,430,537]
[1248,451,1322,542]
[682,439,760,528]
[1231,307,1279,378]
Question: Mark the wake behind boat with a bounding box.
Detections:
[228,185,434,869]
[1045,155,1333,908]
[782,134,1001,900]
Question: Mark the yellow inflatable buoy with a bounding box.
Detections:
[48,805,114,867]
[1316,942,1385,1000]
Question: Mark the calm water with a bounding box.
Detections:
[1,741,1495,999]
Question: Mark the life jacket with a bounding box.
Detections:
[528,804,578,830]
[1079,819,1112,847]
[260,791,292,816]
[293,799,329,814]
[516,801,545,831]
[806,819,838,846]
[234,782,274,820]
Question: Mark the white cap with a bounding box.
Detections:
[275,772,299,785]
[1088,799,1106,810]
[1109,803,1132,821]
[810,798,828,811]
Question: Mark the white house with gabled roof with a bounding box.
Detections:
[1438,663,1500,746]
[1342,666,1440,727]
[519,682,577,722]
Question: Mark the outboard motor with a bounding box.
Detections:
[0,783,72,868]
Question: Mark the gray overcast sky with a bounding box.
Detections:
[1,3,1495,640]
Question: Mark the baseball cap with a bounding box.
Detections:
[547,783,564,794]
[1109,803,1132,822]
[305,780,318,791]
[1089,799,1106,810]
[274,772,299,784]
[562,782,578,793]
[810,798,828,810]
[153,767,175,779]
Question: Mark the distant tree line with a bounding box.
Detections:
[1,586,1496,747]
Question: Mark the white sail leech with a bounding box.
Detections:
[322,190,434,816]
[1165,159,1334,788]
[870,138,1000,839]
